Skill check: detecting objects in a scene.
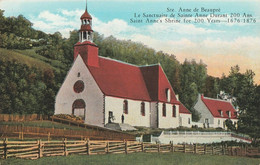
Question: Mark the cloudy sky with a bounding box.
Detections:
[1,0,260,84]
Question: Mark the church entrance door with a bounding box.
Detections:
[72,99,86,120]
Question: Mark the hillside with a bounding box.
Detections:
[0,48,53,71]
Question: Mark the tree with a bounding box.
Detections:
[224,119,236,131]
[219,66,259,143]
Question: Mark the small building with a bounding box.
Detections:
[179,103,192,128]
[192,94,238,129]
[55,2,182,129]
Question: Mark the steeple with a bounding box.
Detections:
[85,0,88,11]
[79,0,93,42]
[73,0,99,67]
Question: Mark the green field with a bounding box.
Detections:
[0,48,53,71]
[0,152,259,165]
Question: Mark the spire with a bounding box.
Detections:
[85,0,88,11]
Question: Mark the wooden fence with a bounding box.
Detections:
[0,125,135,141]
[0,114,49,122]
[0,139,259,160]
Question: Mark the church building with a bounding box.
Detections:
[55,3,185,129]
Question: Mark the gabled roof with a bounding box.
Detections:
[179,103,191,114]
[201,95,237,119]
[86,56,179,104]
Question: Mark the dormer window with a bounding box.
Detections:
[165,88,170,102]
[226,111,231,118]
[234,112,237,117]
[218,110,223,117]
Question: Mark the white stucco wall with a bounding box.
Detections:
[193,96,214,125]
[152,132,251,144]
[179,113,192,128]
[104,96,150,127]
[213,118,238,129]
[158,103,179,128]
[55,55,104,127]
[150,102,158,128]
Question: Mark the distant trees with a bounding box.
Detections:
[0,60,56,115]
[0,10,48,50]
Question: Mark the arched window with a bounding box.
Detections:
[165,88,171,102]
[72,99,86,120]
[162,103,166,117]
[83,32,87,40]
[123,100,128,114]
[141,102,145,116]
[172,105,176,117]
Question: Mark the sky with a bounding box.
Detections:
[1,0,260,84]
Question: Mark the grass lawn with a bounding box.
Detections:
[0,152,259,165]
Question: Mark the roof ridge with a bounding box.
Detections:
[203,96,232,104]
[139,64,160,67]
[99,56,161,68]
[99,56,139,67]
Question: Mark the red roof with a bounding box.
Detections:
[86,57,179,104]
[179,103,191,114]
[80,25,93,32]
[80,10,92,20]
[201,95,237,119]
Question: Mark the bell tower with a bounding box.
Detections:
[74,0,99,67]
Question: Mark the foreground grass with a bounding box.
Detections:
[1,152,259,165]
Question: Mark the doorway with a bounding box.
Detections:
[72,99,86,120]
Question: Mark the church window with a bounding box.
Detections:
[141,102,145,116]
[73,80,84,93]
[123,100,128,114]
[162,103,166,117]
[172,105,176,117]
[77,72,80,77]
